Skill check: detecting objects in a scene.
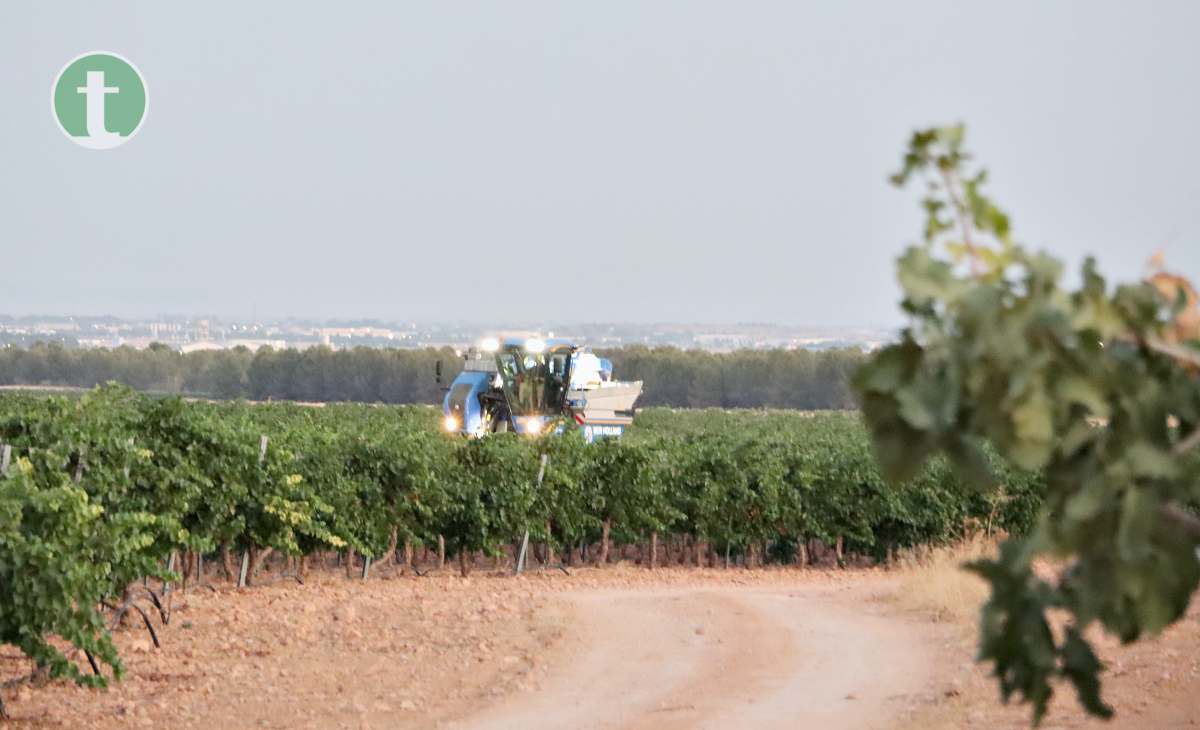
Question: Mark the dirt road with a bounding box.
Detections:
[456,580,936,730]
[3,569,941,730]
[5,566,1196,729]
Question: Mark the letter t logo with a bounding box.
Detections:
[53,52,149,149]
[77,70,120,142]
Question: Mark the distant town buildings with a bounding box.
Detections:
[0,315,892,353]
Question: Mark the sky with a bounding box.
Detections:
[2,2,1199,326]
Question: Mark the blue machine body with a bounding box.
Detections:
[442,370,491,435]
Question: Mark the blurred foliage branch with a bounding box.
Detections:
[857,124,1200,722]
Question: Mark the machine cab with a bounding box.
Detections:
[494,338,573,426]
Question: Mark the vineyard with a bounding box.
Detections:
[0,384,1045,714]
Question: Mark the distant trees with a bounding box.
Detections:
[0,342,866,410]
[603,346,863,409]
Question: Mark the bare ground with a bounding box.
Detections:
[2,563,1198,729]
[897,595,1200,730]
[454,579,935,730]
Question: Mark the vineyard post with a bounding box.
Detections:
[514,453,549,575]
[238,435,269,589]
[163,552,177,597]
[361,556,371,580]
[515,533,530,574]
[0,443,10,477]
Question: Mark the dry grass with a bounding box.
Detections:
[893,537,1200,729]
[891,536,995,626]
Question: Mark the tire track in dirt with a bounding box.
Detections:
[456,580,935,730]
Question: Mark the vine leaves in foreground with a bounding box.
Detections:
[856,124,1200,722]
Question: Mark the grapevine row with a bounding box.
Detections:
[0,385,1043,703]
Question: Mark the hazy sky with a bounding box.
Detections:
[3,2,1199,326]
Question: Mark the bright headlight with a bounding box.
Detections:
[443,415,459,432]
[525,338,545,354]
[524,418,543,435]
[480,337,500,352]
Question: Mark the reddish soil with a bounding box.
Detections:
[2,564,1197,729]
[455,579,936,730]
[0,567,565,729]
[900,596,1200,729]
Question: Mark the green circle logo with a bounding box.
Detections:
[51,52,148,149]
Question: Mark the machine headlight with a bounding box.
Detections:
[443,415,459,432]
[480,337,500,352]
[524,418,543,435]
[525,338,545,354]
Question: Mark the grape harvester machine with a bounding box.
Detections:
[437,336,641,441]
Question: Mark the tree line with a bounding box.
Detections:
[0,342,866,409]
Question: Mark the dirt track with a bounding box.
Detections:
[4,566,1196,729]
[457,581,935,730]
[0,569,940,729]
